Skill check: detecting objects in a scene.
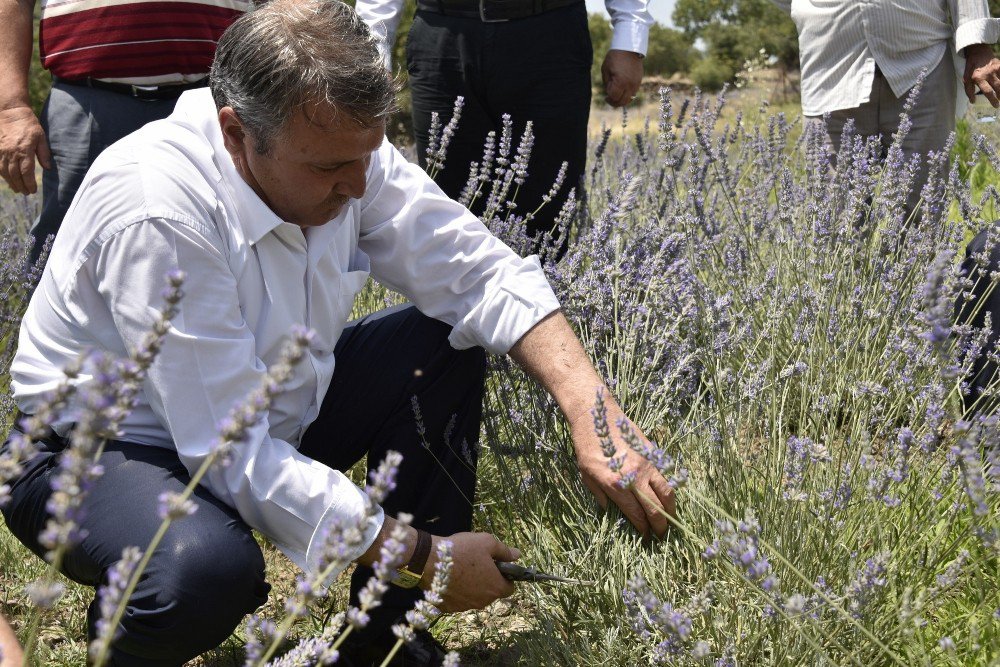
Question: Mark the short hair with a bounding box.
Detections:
[210,0,398,154]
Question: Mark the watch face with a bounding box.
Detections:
[393,568,421,589]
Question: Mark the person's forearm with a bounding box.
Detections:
[508,310,608,436]
[0,0,35,111]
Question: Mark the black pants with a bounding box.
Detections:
[407,2,592,241]
[957,229,1000,413]
[1,305,485,665]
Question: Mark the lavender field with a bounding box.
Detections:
[1,88,999,665]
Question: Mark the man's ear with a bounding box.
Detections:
[218,107,249,156]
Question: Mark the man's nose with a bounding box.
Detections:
[335,160,367,199]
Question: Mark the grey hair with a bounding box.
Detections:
[210,0,398,154]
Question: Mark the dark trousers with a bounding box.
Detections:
[30,82,180,264]
[406,2,592,241]
[1,305,485,665]
[957,229,1000,413]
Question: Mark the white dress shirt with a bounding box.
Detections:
[356,0,653,66]
[773,0,1000,116]
[11,88,560,574]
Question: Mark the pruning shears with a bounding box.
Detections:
[494,560,596,585]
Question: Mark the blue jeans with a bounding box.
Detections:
[2,305,485,665]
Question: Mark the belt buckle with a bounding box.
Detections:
[130,84,160,101]
[478,0,509,22]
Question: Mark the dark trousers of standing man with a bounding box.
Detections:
[956,228,1000,414]
[407,0,592,242]
[1,305,485,665]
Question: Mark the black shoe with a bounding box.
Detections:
[338,627,447,667]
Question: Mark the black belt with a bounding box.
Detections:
[416,0,581,21]
[53,76,209,101]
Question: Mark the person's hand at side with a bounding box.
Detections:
[424,532,519,613]
[601,49,644,107]
[964,43,1000,107]
[0,105,50,194]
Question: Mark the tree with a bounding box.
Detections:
[588,13,613,88]
[644,24,699,78]
[673,0,798,82]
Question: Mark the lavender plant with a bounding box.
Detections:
[461,88,1000,664]
[4,80,1000,664]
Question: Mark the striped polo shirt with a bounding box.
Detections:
[39,0,250,86]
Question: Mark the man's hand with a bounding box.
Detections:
[570,402,675,539]
[508,311,676,540]
[425,532,519,613]
[0,105,50,194]
[601,49,643,107]
[964,43,1000,107]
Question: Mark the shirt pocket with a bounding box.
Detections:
[340,249,371,320]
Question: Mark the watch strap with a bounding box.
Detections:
[404,528,432,578]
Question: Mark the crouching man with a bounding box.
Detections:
[0,1,673,665]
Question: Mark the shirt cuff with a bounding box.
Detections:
[610,21,649,56]
[297,490,385,581]
[448,255,560,354]
[956,18,1000,54]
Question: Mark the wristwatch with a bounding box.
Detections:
[393,528,432,588]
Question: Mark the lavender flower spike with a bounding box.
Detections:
[88,547,143,662]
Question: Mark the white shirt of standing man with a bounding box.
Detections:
[772,0,1000,115]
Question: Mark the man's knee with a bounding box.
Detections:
[107,524,269,663]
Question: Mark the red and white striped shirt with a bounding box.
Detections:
[39,0,249,85]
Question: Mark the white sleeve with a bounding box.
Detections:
[89,218,382,574]
[952,0,1000,52]
[604,0,653,55]
[358,140,561,353]
[356,0,408,69]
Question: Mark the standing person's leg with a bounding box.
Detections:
[31,84,177,263]
[804,75,880,226]
[298,304,486,664]
[407,13,496,210]
[1,435,270,666]
[878,55,956,222]
[804,89,880,159]
[955,228,1000,413]
[486,3,592,244]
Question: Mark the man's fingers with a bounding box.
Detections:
[649,473,676,520]
[620,80,641,104]
[35,135,52,171]
[965,77,978,104]
[18,154,37,194]
[981,79,1000,107]
[581,473,610,508]
[633,482,669,538]
[1,155,27,194]
[605,78,626,106]
[489,535,521,562]
[609,485,651,537]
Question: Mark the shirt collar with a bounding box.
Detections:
[172,89,286,246]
